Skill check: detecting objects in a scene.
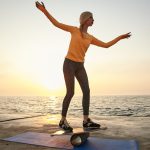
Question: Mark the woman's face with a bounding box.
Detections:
[85,16,94,26]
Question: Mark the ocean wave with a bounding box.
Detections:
[0,96,150,117]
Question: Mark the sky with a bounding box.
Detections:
[0,0,150,96]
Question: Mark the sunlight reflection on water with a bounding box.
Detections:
[0,96,150,117]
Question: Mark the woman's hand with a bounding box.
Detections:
[35,1,46,12]
[120,32,132,40]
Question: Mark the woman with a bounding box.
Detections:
[36,2,131,131]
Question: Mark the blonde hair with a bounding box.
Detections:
[79,11,93,37]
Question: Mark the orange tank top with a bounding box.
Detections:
[50,17,104,62]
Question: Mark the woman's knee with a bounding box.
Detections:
[66,90,74,99]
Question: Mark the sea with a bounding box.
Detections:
[0,95,150,117]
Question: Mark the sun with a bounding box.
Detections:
[41,77,63,91]
[35,67,65,92]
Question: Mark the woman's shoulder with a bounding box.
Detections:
[70,26,81,33]
[73,26,80,31]
[87,32,93,38]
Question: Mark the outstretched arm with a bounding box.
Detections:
[35,1,74,32]
[91,32,131,48]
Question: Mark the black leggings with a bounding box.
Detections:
[62,58,90,117]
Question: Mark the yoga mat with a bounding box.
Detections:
[3,132,138,150]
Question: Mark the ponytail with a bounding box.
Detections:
[79,24,84,38]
